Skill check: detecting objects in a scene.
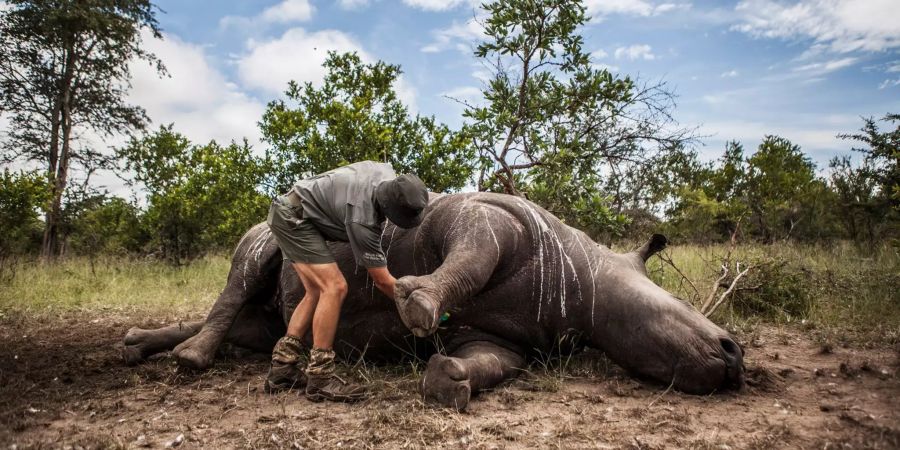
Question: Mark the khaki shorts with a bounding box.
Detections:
[266,195,335,264]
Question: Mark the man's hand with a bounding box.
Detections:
[366,266,396,299]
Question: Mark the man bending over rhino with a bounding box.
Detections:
[264,160,428,402]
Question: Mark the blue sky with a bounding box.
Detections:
[14,0,899,191]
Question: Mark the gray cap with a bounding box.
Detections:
[375,174,428,229]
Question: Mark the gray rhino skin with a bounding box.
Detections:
[123,192,744,410]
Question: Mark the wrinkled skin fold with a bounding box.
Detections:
[123,192,744,410]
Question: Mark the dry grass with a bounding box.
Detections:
[0,254,227,320]
[635,242,900,342]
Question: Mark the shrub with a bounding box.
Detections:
[729,258,813,321]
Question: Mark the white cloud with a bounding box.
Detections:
[696,119,852,163]
[732,0,900,53]
[792,57,857,75]
[592,63,620,72]
[220,0,313,30]
[403,0,476,11]
[878,78,900,89]
[236,28,418,110]
[129,31,265,147]
[238,28,370,94]
[702,94,726,104]
[614,44,655,60]
[654,3,691,14]
[260,0,314,23]
[421,16,486,53]
[721,69,739,78]
[338,0,370,10]
[590,48,618,71]
[887,61,900,73]
[584,0,691,19]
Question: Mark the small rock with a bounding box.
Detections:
[134,435,150,448]
[166,433,184,448]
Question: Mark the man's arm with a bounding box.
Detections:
[367,266,396,299]
[346,221,395,298]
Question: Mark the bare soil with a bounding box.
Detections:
[1,313,898,449]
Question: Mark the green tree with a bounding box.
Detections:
[832,113,900,242]
[0,169,50,256]
[260,51,474,193]
[0,0,164,259]
[118,125,270,263]
[464,0,693,237]
[665,142,749,242]
[743,136,832,242]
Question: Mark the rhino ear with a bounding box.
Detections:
[636,234,668,262]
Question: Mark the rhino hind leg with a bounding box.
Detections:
[122,321,204,365]
[123,304,283,366]
[173,224,281,370]
[422,340,525,411]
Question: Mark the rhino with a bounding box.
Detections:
[123,192,744,410]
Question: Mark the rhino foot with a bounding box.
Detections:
[122,327,152,365]
[172,332,217,370]
[422,354,472,411]
[395,276,442,338]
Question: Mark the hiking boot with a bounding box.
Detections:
[264,335,307,394]
[304,348,368,403]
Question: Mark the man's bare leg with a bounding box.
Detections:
[291,262,366,402]
[285,265,321,339]
[292,262,347,350]
[265,265,323,393]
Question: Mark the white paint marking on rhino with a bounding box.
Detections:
[442,197,472,256]
[516,199,546,321]
[490,353,503,375]
[481,209,501,258]
[384,225,398,262]
[233,227,255,260]
[242,260,249,292]
[573,235,597,327]
[246,229,272,263]
[516,199,581,319]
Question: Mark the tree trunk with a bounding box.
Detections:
[41,45,76,260]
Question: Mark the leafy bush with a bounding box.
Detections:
[67,196,148,256]
[0,170,49,256]
[728,258,813,321]
[119,125,270,263]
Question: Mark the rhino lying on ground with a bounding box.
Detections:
[123,192,744,409]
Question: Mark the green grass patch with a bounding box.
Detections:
[1,243,897,340]
[644,242,900,339]
[0,255,229,318]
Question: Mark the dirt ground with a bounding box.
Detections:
[1,314,898,449]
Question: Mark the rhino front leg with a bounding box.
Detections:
[395,206,508,337]
[122,321,203,365]
[422,340,525,411]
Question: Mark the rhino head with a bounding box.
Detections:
[586,234,745,394]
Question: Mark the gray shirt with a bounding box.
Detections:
[292,161,395,267]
